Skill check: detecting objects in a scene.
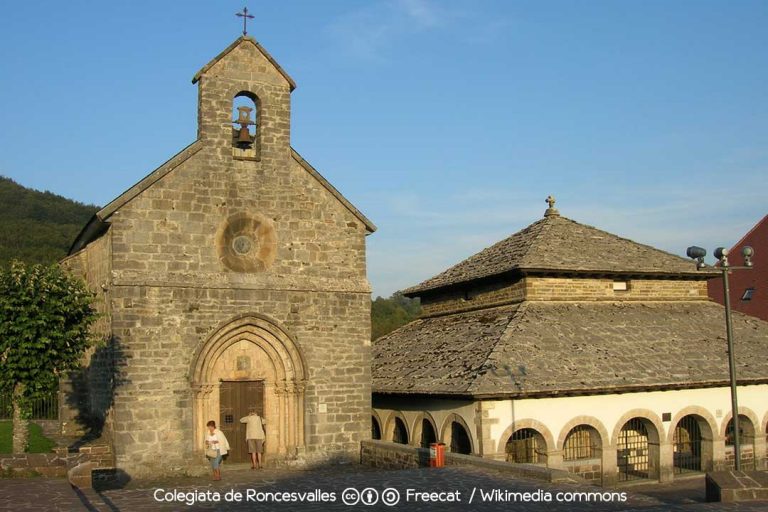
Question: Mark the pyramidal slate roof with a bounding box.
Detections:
[404,210,710,295]
[372,301,768,398]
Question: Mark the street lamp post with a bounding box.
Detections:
[685,244,754,471]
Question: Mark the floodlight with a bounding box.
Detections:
[742,246,754,267]
[686,246,706,259]
[714,247,729,260]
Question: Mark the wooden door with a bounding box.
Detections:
[219,381,264,462]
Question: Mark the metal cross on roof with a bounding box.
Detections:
[546,195,556,209]
[236,7,255,36]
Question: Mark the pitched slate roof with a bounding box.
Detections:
[404,213,711,295]
[372,301,768,398]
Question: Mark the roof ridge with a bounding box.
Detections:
[516,215,555,267]
[465,302,529,393]
[403,218,549,294]
[553,216,693,264]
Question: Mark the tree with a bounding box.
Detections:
[371,292,421,340]
[0,261,97,452]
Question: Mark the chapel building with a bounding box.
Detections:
[61,36,376,477]
[372,200,768,485]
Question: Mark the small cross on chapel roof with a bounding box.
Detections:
[236,7,255,36]
[544,195,560,217]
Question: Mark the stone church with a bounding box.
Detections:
[61,36,375,476]
[372,199,768,485]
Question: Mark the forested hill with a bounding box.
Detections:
[371,292,421,340]
[0,176,99,266]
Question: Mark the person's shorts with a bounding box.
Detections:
[209,451,223,469]
[247,439,264,453]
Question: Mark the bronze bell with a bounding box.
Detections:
[234,106,255,148]
[236,126,252,147]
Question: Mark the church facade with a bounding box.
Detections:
[61,36,375,476]
[373,201,768,485]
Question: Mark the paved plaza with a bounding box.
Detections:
[0,464,766,511]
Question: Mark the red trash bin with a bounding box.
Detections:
[429,442,445,467]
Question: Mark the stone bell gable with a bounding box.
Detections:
[62,36,375,477]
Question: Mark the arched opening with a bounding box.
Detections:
[563,425,601,461]
[617,417,660,481]
[189,314,306,462]
[450,421,472,455]
[673,415,707,474]
[506,428,546,464]
[562,425,602,483]
[420,418,437,448]
[232,91,260,159]
[392,417,408,445]
[371,416,381,440]
[725,414,756,470]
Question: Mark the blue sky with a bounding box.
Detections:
[1,0,766,297]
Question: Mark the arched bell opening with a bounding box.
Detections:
[232,91,261,160]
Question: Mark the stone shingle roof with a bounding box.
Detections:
[372,301,768,398]
[404,214,710,295]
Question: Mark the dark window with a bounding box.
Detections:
[420,419,436,448]
[371,416,381,440]
[741,288,755,301]
[450,421,472,454]
[392,417,408,444]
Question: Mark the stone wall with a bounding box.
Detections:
[360,441,582,484]
[725,445,758,470]
[525,276,708,302]
[419,275,709,317]
[0,441,113,480]
[563,459,602,485]
[59,234,114,437]
[360,439,428,469]
[420,279,525,317]
[106,285,369,475]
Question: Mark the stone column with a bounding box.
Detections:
[191,383,215,452]
[753,432,767,470]
[658,441,674,483]
[295,380,306,449]
[602,445,618,487]
[275,381,287,454]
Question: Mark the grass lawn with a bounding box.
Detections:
[0,420,56,453]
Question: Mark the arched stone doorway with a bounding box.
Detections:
[189,314,307,462]
[725,414,757,470]
[506,428,546,464]
[672,414,714,474]
[617,417,660,482]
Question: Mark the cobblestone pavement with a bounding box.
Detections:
[1,465,766,512]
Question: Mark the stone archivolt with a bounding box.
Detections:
[189,314,306,457]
